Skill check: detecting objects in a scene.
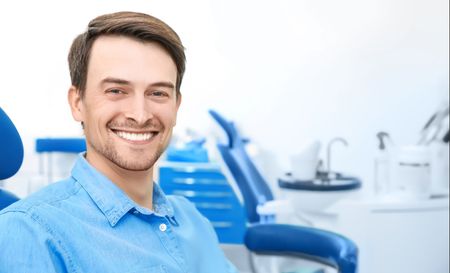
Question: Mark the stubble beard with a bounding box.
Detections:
[90,133,167,172]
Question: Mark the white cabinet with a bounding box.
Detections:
[331,196,449,273]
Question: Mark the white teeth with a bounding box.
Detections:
[115,131,154,141]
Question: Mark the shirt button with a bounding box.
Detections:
[159,223,167,232]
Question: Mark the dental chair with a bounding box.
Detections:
[0,107,23,210]
[209,110,358,273]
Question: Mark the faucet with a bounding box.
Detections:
[326,137,349,179]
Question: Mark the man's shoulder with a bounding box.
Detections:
[0,179,83,273]
[166,194,194,209]
[165,194,205,220]
[0,177,81,216]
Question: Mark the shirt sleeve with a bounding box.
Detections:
[199,214,241,272]
[192,201,241,273]
[0,210,68,273]
[174,196,241,272]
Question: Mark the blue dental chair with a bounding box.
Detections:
[209,110,358,273]
[0,107,23,210]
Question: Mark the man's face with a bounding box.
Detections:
[70,36,181,172]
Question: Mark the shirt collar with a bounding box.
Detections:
[71,153,174,227]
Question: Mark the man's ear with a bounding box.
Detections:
[68,86,84,123]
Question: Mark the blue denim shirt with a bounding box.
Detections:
[0,155,238,273]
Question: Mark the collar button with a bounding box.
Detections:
[159,223,167,232]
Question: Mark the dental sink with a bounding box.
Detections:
[279,172,362,191]
[278,173,362,211]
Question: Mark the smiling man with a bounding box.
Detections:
[0,12,238,273]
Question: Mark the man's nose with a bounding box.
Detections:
[125,96,153,126]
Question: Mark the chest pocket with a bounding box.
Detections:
[126,265,167,273]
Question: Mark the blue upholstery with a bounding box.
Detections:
[217,144,273,223]
[210,110,273,223]
[0,107,22,209]
[209,109,358,273]
[209,110,234,148]
[0,108,24,180]
[245,224,357,273]
[0,189,19,210]
[166,138,209,163]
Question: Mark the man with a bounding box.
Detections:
[0,11,238,273]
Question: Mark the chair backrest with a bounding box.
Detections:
[209,110,274,223]
[0,107,22,209]
[0,108,23,180]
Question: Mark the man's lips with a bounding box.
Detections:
[110,128,158,142]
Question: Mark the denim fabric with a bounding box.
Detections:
[0,155,238,273]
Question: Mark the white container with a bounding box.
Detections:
[391,146,432,200]
[290,141,321,181]
[374,150,390,195]
[430,142,449,194]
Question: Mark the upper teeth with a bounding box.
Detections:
[115,131,154,141]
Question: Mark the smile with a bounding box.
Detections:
[112,130,155,142]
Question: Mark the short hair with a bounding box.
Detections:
[68,11,185,98]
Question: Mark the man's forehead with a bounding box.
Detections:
[86,36,177,86]
[89,35,172,60]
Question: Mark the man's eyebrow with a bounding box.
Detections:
[100,77,131,86]
[150,81,175,90]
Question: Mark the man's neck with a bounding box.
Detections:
[85,152,154,210]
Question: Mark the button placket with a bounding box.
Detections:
[154,218,187,272]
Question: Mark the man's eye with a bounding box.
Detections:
[106,89,125,95]
[152,91,168,97]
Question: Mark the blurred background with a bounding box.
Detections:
[0,1,448,272]
[1,0,448,195]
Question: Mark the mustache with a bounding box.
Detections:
[107,119,162,130]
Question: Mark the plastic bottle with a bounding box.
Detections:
[374,132,391,195]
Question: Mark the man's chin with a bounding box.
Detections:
[113,160,156,172]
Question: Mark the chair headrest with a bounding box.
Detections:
[0,107,24,180]
[208,109,241,148]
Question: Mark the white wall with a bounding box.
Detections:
[1,0,448,196]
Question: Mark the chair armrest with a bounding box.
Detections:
[244,223,358,273]
[256,199,294,216]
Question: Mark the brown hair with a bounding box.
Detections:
[68,11,185,98]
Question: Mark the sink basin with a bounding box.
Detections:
[278,173,362,211]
